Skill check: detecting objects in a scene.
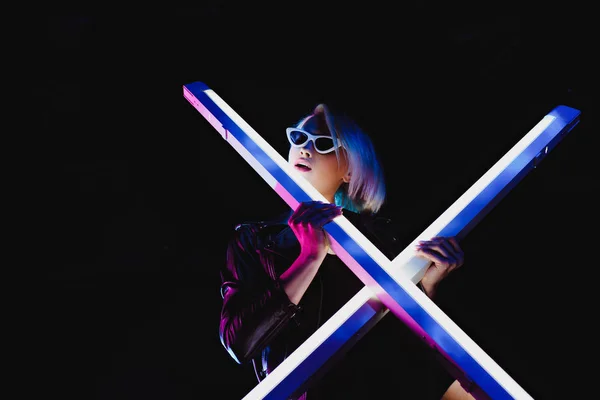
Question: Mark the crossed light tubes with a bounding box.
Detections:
[183,81,580,400]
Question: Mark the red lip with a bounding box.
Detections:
[294,165,312,172]
[294,158,312,170]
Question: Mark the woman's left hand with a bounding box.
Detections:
[415,236,464,298]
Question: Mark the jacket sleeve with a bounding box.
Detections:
[218,224,300,365]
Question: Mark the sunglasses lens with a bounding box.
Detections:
[315,137,335,152]
[289,130,308,145]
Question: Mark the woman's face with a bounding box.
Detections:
[288,120,350,202]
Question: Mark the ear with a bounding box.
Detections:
[343,171,351,183]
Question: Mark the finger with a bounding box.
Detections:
[415,247,449,266]
[314,209,343,227]
[446,236,464,255]
[290,202,336,223]
[428,244,454,262]
[433,237,459,260]
[295,206,341,226]
[298,203,339,221]
[419,239,453,259]
[418,241,458,267]
[290,201,313,221]
[439,236,464,266]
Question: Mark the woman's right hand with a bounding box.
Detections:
[288,201,343,259]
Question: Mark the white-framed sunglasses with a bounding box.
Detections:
[286,127,343,154]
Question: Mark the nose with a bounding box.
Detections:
[299,140,315,157]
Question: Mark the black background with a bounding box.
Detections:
[25,7,597,400]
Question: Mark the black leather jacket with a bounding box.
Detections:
[218,208,406,384]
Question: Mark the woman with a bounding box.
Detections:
[218,104,474,399]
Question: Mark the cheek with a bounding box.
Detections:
[288,147,296,163]
[321,158,343,180]
[331,154,348,175]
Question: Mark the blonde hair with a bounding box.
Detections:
[295,104,386,214]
